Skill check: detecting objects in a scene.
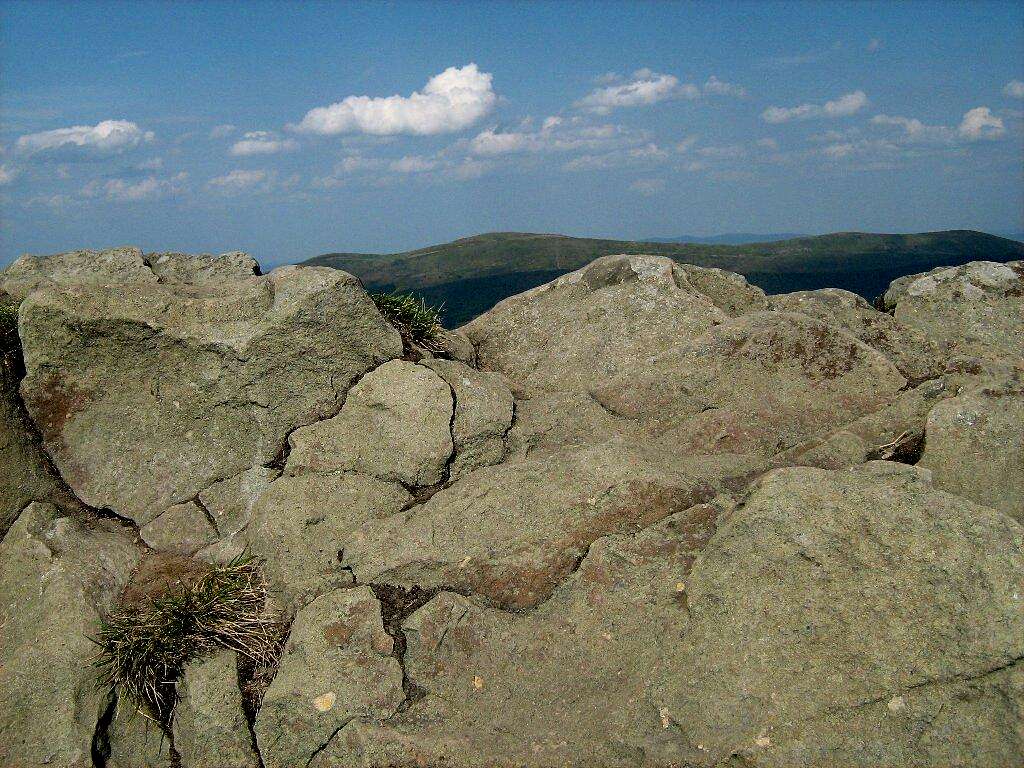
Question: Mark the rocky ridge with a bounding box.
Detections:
[0,247,1022,767]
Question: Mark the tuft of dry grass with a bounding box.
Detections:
[93,555,279,723]
[370,290,445,351]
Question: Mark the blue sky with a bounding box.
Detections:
[1,0,1022,268]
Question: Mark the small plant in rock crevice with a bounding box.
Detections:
[370,290,445,351]
[92,554,280,724]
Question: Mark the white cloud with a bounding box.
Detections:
[675,136,699,153]
[209,124,236,139]
[630,178,666,196]
[757,137,779,151]
[471,128,532,155]
[703,76,747,97]
[697,144,747,160]
[958,106,1005,140]
[229,131,299,156]
[82,172,188,202]
[207,168,272,192]
[290,63,496,136]
[389,155,438,173]
[870,114,955,143]
[469,119,646,157]
[16,120,154,156]
[867,38,882,53]
[136,157,164,171]
[0,164,17,186]
[762,91,868,123]
[1003,80,1024,99]
[576,70,699,113]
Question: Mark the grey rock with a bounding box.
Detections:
[173,650,261,768]
[140,500,218,555]
[286,359,454,487]
[18,261,402,524]
[198,465,279,539]
[254,586,404,768]
[677,263,769,316]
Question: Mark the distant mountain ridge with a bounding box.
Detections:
[304,230,1024,326]
[642,233,807,245]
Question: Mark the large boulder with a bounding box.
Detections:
[595,311,907,458]
[342,441,761,610]
[0,503,143,767]
[18,262,402,525]
[254,586,405,768]
[652,462,1024,767]
[882,260,1024,367]
[285,360,453,487]
[919,383,1024,524]
[461,254,728,393]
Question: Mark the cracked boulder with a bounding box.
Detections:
[315,500,730,767]
[596,311,907,458]
[342,441,761,610]
[254,586,404,768]
[17,260,402,525]
[286,359,454,487]
[882,260,1024,367]
[246,470,411,607]
[769,287,942,381]
[918,383,1024,524]
[676,263,769,316]
[0,503,143,767]
[173,650,261,768]
[420,358,514,479]
[461,254,728,393]
[651,462,1024,767]
[140,500,219,555]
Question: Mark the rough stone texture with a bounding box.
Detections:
[198,465,279,539]
[883,260,1024,366]
[769,287,942,381]
[254,586,405,768]
[286,359,454,487]
[0,503,143,767]
[596,311,907,458]
[677,263,769,316]
[0,365,72,537]
[173,650,261,768]
[652,463,1024,767]
[18,264,402,524]
[919,385,1024,524]
[503,390,643,458]
[106,711,174,768]
[342,441,761,610]
[140,500,219,555]
[246,471,411,607]
[318,500,730,767]
[462,254,728,393]
[420,358,514,479]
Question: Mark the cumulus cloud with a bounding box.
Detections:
[1003,80,1024,99]
[290,64,496,136]
[958,107,1005,140]
[207,168,273,193]
[209,124,236,139]
[82,172,188,202]
[229,131,299,156]
[389,155,438,173]
[703,76,747,97]
[576,69,700,113]
[761,91,868,123]
[0,164,17,186]
[470,119,645,157]
[16,120,154,156]
[870,114,955,143]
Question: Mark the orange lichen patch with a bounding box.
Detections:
[323,620,357,646]
[22,371,92,441]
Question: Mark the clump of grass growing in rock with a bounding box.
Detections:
[93,554,279,723]
[370,290,445,351]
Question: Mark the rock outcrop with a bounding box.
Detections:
[1,247,1022,767]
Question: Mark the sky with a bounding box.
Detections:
[1,0,1022,269]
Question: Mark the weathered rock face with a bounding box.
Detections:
[254,586,404,768]
[652,463,1024,767]
[2,249,1022,767]
[173,650,261,768]
[883,260,1024,366]
[0,503,143,768]
[18,260,402,525]
[919,383,1024,524]
[462,254,729,394]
